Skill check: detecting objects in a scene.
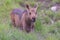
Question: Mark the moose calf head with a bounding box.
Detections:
[25,3,38,22]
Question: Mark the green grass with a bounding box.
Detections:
[0,0,60,40]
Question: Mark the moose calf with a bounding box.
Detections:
[10,4,38,33]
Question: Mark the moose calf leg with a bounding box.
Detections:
[31,24,34,29]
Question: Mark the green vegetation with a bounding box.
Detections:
[0,0,60,40]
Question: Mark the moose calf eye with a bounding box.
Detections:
[29,12,31,15]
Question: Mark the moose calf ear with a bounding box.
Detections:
[34,3,38,11]
[25,4,30,10]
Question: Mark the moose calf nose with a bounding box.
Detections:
[32,18,36,22]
